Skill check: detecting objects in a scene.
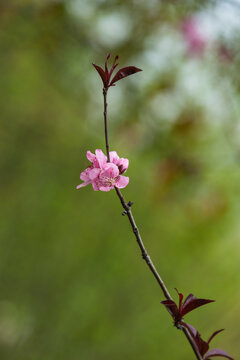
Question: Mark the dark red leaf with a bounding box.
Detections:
[92,64,108,87]
[161,300,179,320]
[105,61,109,78]
[184,323,209,356]
[184,323,198,337]
[109,55,119,78]
[184,324,234,359]
[109,63,118,78]
[195,336,209,356]
[109,66,142,86]
[204,348,234,360]
[181,294,214,317]
[105,53,112,78]
[175,288,184,312]
[208,329,224,345]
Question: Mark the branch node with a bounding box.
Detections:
[122,210,127,216]
[133,227,138,234]
[127,201,134,207]
[175,321,184,330]
[142,252,151,264]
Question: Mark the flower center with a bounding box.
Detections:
[100,176,116,187]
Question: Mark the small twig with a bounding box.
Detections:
[114,187,172,300]
[103,88,110,162]
[102,87,203,360]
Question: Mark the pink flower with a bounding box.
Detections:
[181,17,206,56]
[76,149,129,192]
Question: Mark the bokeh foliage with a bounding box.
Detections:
[0,1,240,359]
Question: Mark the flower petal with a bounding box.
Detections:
[86,151,96,163]
[89,168,100,180]
[118,158,129,174]
[92,179,100,191]
[109,151,119,164]
[101,163,119,179]
[95,149,107,169]
[80,168,91,182]
[115,175,129,189]
[76,181,90,189]
[99,185,113,192]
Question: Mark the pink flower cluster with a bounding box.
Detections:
[76,149,129,192]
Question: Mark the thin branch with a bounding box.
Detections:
[102,87,203,360]
[114,187,172,301]
[103,88,110,162]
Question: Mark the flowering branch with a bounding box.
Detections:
[99,54,203,360]
[76,54,234,360]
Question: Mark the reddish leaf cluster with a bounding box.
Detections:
[161,290,234,359]
[184,324,233,360]
[93,53,142,90]
[161,289,214,326]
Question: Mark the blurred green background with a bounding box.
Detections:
[0,0,240,359]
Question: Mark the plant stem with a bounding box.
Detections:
[102,88,203,360]
[103,88,110,162]
[114,187,172,300]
